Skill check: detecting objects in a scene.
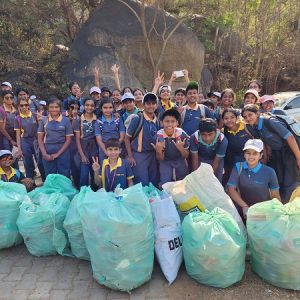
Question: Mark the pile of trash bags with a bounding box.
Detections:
[0,181,27,249]
[248,198,300,290]
[182,208,246,288]
[78,184,154,292]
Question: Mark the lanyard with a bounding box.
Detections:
[105,165,118,191]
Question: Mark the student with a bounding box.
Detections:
[14,97,45,182]
[120,92,139,125]
[111,89,123,113]
[133,88,144,111]
[38,100,48,116]
[125,92,160,187]
[153,109,189,185]
[243,89,260,106]
[260,95,286,115]
[0,82,12,91]
[63,82,84,112]
[242,104,300,201]
[95,97,125,165]
[247,79,262,94]
[156,85,176,120]
[227,139,280,220]
[92,139,134,191]
[0,90,18,151]
[190,118,228,182]
[37,98,73,178]
[181,81,213,136]
[74,97,98,188]
[101,87,111,98]
[216,88,237,127]
[90,86,101,117]
[202,100,215,112]
[221,108,253,185]
[0,150,34,191]
[16,89,38,113]
[174,88,186,107]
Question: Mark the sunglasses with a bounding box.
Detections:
[4,96,13,100]
[19,104,29,107]
[0,155,13,161]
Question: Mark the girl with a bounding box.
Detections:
[260,95,286,115]
[242,104,300,201]
[74,97,98,189]
[133,88,144,111]
[63,82,84,112]
[111,89,123,113]
[243,89,260,106]
[37,98,73,178]
[122,86,133,95]
[216,88,236,128]
[227,139,280,221]
[14,97,45,182]
[95,97,125,165]
[247,79,262,94]
[222,108,253,185]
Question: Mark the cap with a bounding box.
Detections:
[142,92,159,104]
[39,100,47,106]
[244,89,259,99]
[30,95,37,100]
[159,85,171,94]
[1,82,12,89]
[260,95,275,104]
[0,150,13,158]
[243,139,264,152]
[121,92,134,102]
[208,91,221,98]
[90,86,101,94]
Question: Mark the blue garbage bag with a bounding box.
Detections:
[79,184,154,291]
[247,198,300,290]
[28,174,77,200]
[182,208,246,288]
[17,192,70,256]
[0,181,27,249]
[63,186,91,260]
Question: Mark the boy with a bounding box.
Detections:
[92,139,133,191]
[190,118,228,182]
[174,88,186,107]
[153,109,189,185]
[0,150,34,191]
[120,92,139,126]
[181,81,214,136]
[227,139,280,220]
[125,92,160,187]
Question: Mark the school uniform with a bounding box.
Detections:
[156,100,177,120]
[181,104,214,136]
[227,161,279,207]
[253,116,296,200]
[74,114,98,188]
[37,115,73,178]
[121,107,139,123]
[0,167,25,183]
[94,115,125,164]
[156,127,190,185]
[99,157,134,192]
[62,95,84,113]
[190,129,228,182]
[127,112,160,186]
[14,111,45,180]
[260,108,286,116]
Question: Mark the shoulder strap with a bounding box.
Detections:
[131,112,144,141]
[244,124,255,139]
[199,104,205,118]
[236,162,243,195]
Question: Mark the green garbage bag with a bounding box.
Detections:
[0,181,27,249]
[247,198,300,290]
[182,208,246,288]
[63,186,91,260]
[29,174,77,200]
[17,192,70,256]
[79,184,154,291]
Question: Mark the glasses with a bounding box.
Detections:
[0,155,13,161]
[4,96,13,100]
[19,104,29,107]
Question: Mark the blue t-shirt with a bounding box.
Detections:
[227,162,279,206]
[190,130,228,160]
[73,115,97,141]
[14,112,37,138]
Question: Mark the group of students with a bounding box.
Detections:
[0,69,299,221]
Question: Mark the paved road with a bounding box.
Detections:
[0,244,299,300]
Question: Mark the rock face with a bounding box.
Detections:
[64,0,205,92]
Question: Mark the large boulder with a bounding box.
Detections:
[64,0,205,91]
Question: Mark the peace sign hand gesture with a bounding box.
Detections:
[92,156,100,172]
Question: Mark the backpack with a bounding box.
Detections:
[181,104,206,125]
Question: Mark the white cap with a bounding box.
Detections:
[0,150,12,158]
[39,100,47,106]
[1,82,12,89]
[244,89,259,100]
[30,95,37,100]
[159,84,171,94]
[212,92,221,98]
[121,92,134,102]
[142,92,159,104]
[89,86,101,94]
[243,139,264,152]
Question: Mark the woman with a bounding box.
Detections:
[222,108,254,185]
[37,98,73,178]
[242,104,300,201]
[74,97,98,189]
[14,97,45,182]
